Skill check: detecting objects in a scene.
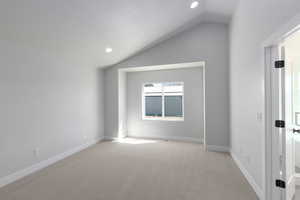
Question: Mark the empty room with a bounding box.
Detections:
[1,0,300,200]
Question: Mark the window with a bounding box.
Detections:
[142,82,184,121]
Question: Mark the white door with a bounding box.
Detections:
[269,27,300,200]
[271,43,297,200]
[272,31,300,200]
[282,29,300,200]
[281,43,296,200]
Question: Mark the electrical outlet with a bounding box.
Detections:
[34,148,40,157]
[239,147,243,156]
[256,112,263,122]
[246,155,251,164]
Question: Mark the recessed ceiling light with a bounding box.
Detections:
[190,1,199,9]
[105,47,112,53]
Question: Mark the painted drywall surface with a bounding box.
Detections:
[104,23,230,147]
[0,0,237,68]
[230,0,300,189]
[126,68,203,141]
[0,41,104,178]
[118,71,127,138]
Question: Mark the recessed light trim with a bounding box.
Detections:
[105,47,112,53]
[190,1,199,9]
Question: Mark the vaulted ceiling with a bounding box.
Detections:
[0,0,238,68]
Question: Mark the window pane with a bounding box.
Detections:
[164,96,183,117]
[145,96,162,117]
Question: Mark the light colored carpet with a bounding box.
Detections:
[0,139,258,200]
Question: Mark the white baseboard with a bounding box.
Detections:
[0,137,103,188]
[103,136,114,140]
[127,134,203,144]
[295,174,300,186]
[230,152,263,199]
[103,135,126,141]
[206,145,230,152]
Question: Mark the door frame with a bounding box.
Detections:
[264,14,300,200]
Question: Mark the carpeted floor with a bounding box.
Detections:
[0,139,258,200]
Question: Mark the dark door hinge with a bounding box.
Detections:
[275,60,285,68]
[275,179,286,188]
[275,120,285,128]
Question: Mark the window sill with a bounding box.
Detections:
[142,117,184,122]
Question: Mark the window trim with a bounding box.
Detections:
[142,82,184,121]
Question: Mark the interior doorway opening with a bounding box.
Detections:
[117,62,206,148]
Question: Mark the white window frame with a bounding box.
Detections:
[142,82,184,121]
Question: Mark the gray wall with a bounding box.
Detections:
[104,23,230,148]
[118,71,128,138]
[230,0,300,191]
[0,41,104,179]
[127,68,203,142]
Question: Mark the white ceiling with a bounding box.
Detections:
[0,0,238,68]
